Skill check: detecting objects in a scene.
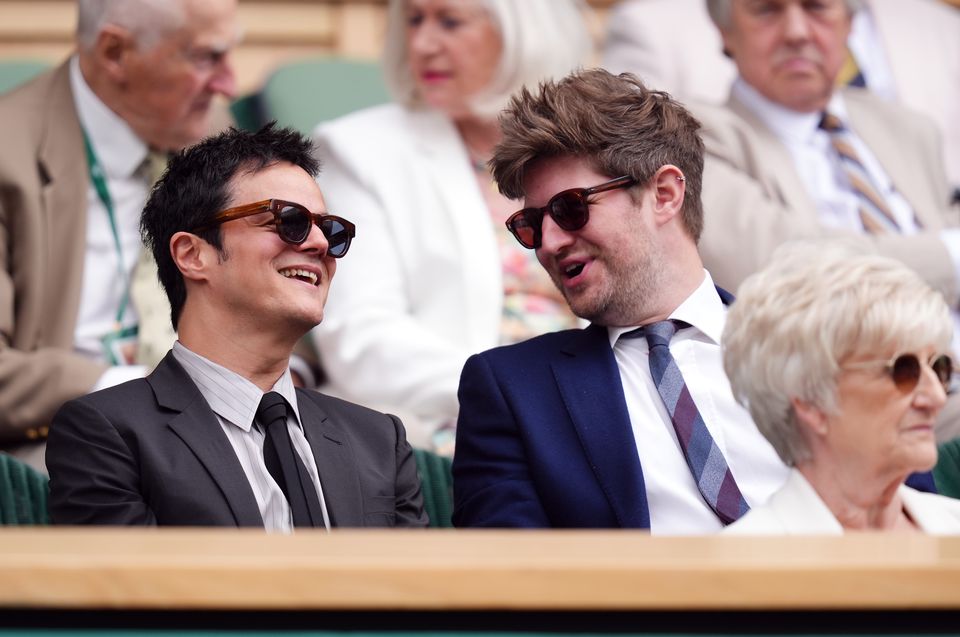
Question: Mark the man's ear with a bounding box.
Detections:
[650,164,686,226]
[92,25,136,83]
[791,396,829,437]
[170,232,212,282]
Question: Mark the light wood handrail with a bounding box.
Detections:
[3,529,960,610]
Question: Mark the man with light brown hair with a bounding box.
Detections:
[452,68,791,531]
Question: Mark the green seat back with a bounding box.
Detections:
[0,453,49,525]
[412,448,453,528]
[261,58,389,135]
[0,60,50,95]
[934,437,960,499]
[230,92,268,132]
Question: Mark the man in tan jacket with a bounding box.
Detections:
[0,0,239,469]
[692,0,960,441]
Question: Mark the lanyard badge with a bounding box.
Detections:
[82,128,139,365]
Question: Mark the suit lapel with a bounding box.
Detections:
[148,354,263,526]
[727,93,820,215]
[843,90,944,230]
[37,62,89,344]
[296,390,363,527]
[552,325,650,528]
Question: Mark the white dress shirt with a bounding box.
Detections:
[172,341,332,532]
[69,56,148,388]
[732,80,919,234]
[609,271,789,534]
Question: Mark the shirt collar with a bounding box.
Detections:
[731,78,847,146]
[69,55,148,180]
[171,341,303,432]
[607,270,726,347]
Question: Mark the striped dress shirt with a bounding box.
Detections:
[171,341,331,531]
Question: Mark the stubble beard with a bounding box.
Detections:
[554,236,664,327]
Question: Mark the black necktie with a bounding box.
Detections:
[257,391,324,527]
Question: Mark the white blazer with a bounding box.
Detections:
[311,104,502,449]
[725,469,960,535]
[601,0,960,186]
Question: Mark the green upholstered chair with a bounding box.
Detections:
[259,57,390,135]
[934,437,960,499]
[412,448,453,528]
[229,92,268,132]
[0,453,49,525]
[0,59,50,95]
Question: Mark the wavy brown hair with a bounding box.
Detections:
[490,68,705,242]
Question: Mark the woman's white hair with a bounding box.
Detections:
[722,241,953,466]
[77,0,185,51]
[381,0,593,118]
[705,0,865,29]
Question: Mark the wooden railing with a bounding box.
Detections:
[3,529,960,611]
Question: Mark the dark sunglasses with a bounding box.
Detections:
[845,352,954,393]
[505,175,637,249]
[194,199,356,258]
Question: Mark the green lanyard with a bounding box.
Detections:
[81,128,131,327]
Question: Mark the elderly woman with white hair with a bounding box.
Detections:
[310,0,592,452]
[722,246,960,534]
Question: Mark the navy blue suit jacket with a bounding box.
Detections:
[453,322,652,528]
[452,288,935,528]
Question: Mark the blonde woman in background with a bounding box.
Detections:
[311,0,592,452]
[723,245,960,534]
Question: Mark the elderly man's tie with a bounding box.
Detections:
[820,112,905,234]
[624,320,748,524]
[257,391,324,527]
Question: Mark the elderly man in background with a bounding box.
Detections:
[602,0,960,194]
[688,0,960,440]
[723,245,960,534]
[0,0,239,470]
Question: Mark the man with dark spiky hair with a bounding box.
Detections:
[47,125,427,529]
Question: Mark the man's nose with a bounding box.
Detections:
[209,55,238,99]
[298,221,331,257]
[782,3,814,43]
[538,213,576,255]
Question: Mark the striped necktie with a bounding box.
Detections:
[623,320,748,525]
[820,112,904,234]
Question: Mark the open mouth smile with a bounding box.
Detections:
[279,267,319,287]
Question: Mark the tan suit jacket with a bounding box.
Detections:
[695,89,960,303]
[0,61,106,456]
[0,60,232,468]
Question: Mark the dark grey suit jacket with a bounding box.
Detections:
[47,353,427,527]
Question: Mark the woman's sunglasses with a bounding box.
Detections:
[194,199,356,258]
[504,175,637,249]
[844,352,954,393]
